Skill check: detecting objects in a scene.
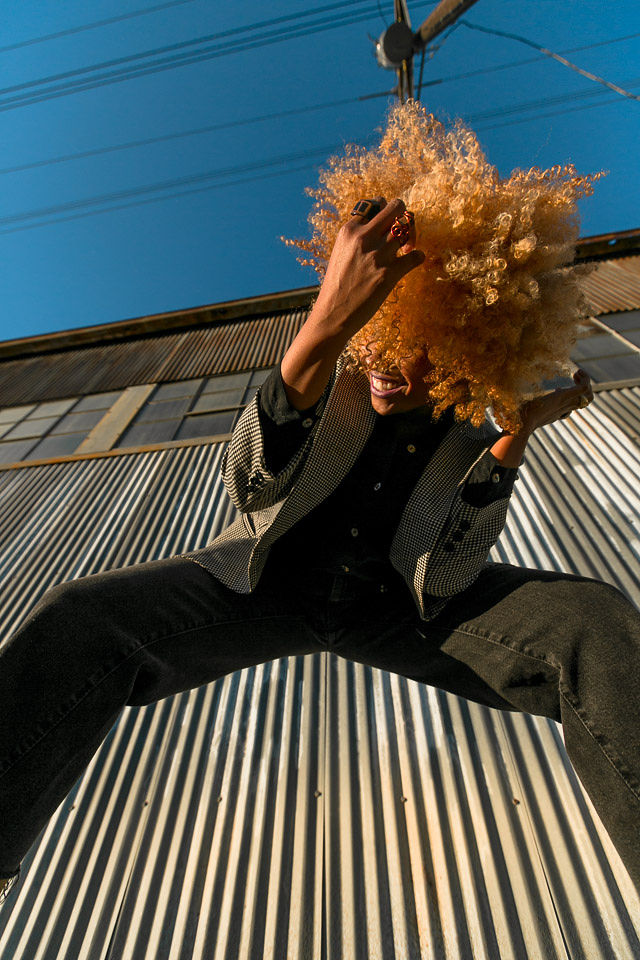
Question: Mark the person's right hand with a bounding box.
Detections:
[313,197,425,338]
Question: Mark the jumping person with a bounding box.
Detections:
[2,193,640,910]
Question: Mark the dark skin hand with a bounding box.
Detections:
[493,368,594,467]
[280,195,595,465]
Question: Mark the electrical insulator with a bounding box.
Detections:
[375,22,415,69]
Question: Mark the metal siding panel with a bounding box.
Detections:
[1,392,640,957]
[0,310,308,407]
[581,256,640,315]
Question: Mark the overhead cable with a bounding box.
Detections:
[0,1,198,53]
[2,30,635,176]
[0,0,391,102]
[1,71,632,236]
[460,20,640,103]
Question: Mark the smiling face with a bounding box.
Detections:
[365,351,433,415]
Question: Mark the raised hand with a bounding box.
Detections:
[518,369,594,436]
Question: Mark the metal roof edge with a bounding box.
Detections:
[3,225,640,362]
[575,228,640,262]
[0,285,319,360]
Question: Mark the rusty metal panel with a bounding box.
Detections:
[0,310,308,407]
[581,255,640,315]
[4,254,640,409]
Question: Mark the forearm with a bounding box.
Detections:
[280,296,356,411]
[280,198,424,412]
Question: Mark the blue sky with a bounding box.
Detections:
[2,0,639,340]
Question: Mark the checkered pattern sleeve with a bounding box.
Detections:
[422,446,515,598]
[460,452,519,506]
[258,366,325,475]
[221,366,336,513]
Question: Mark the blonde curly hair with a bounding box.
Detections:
[284,101,603,431]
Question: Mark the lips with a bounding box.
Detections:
[369,372,407,398]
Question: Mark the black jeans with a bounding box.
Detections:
[1,556,639,891]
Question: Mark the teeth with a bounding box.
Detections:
[372,375,402,392]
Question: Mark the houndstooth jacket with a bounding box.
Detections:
[182,359,514,620]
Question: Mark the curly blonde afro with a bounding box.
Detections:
[284,101,603,431]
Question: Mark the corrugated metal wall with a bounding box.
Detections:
[581,256,640,315]
[1,253,639,411]
[0,309,307,407]
[1,390,640,959]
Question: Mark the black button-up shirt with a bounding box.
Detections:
[257,366,518,591]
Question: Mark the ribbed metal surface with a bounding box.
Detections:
[0,309,307,407]
[1,391,640,958]
[3,253,640,409]
[581,255,640,315]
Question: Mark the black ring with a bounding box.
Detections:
[350,199,382,222]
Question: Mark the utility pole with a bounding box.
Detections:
[375,0,481,103]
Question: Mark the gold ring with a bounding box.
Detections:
[579,395,590,409]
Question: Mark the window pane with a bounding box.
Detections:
[25,398,76,419]
[0,404,36,425]
[175,411,235,440]
[152,379,202,401]
[576,355,640,382]
[248,368,273,387]
[202,372,250,394]
[191,389,244,413]
[4,417,59,440]
[571,334,633,361]
[74,391,122,412]
[49,409,106,435]
[136,397,192,422]
[28,433,86,460]
[0,438,39,463]
[118,421,178,446]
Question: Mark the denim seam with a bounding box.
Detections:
[0,612,304,780]
[559,689,640,804]
[432,622,560,670]
[441,623,640,805]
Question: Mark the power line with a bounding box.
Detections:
[468,76,640,124]
[417,31,640,90]
[460,20,640,103]
[2,30,635,175]
[0,141,366,229]
[0,0,390,104]
[0,82,629,238]
[0,96,362,176]
[0,1,198,53]
[0,162,320,236]
[475,88,636,133]
[2,68,635,236]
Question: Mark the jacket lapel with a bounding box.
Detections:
[262,365,376,545]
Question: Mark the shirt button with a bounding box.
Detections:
[373,482,382,491]
[350,527,359,537]
[302,417,314,428]
[407,444,416,454]
[379,584,387,593]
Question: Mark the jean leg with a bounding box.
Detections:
[330,563,640,889]
[0,556,318,875]
[422,562,640,890]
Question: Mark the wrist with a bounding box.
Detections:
[490,430,530,468]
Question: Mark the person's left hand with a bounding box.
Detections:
[515,368,594,437]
